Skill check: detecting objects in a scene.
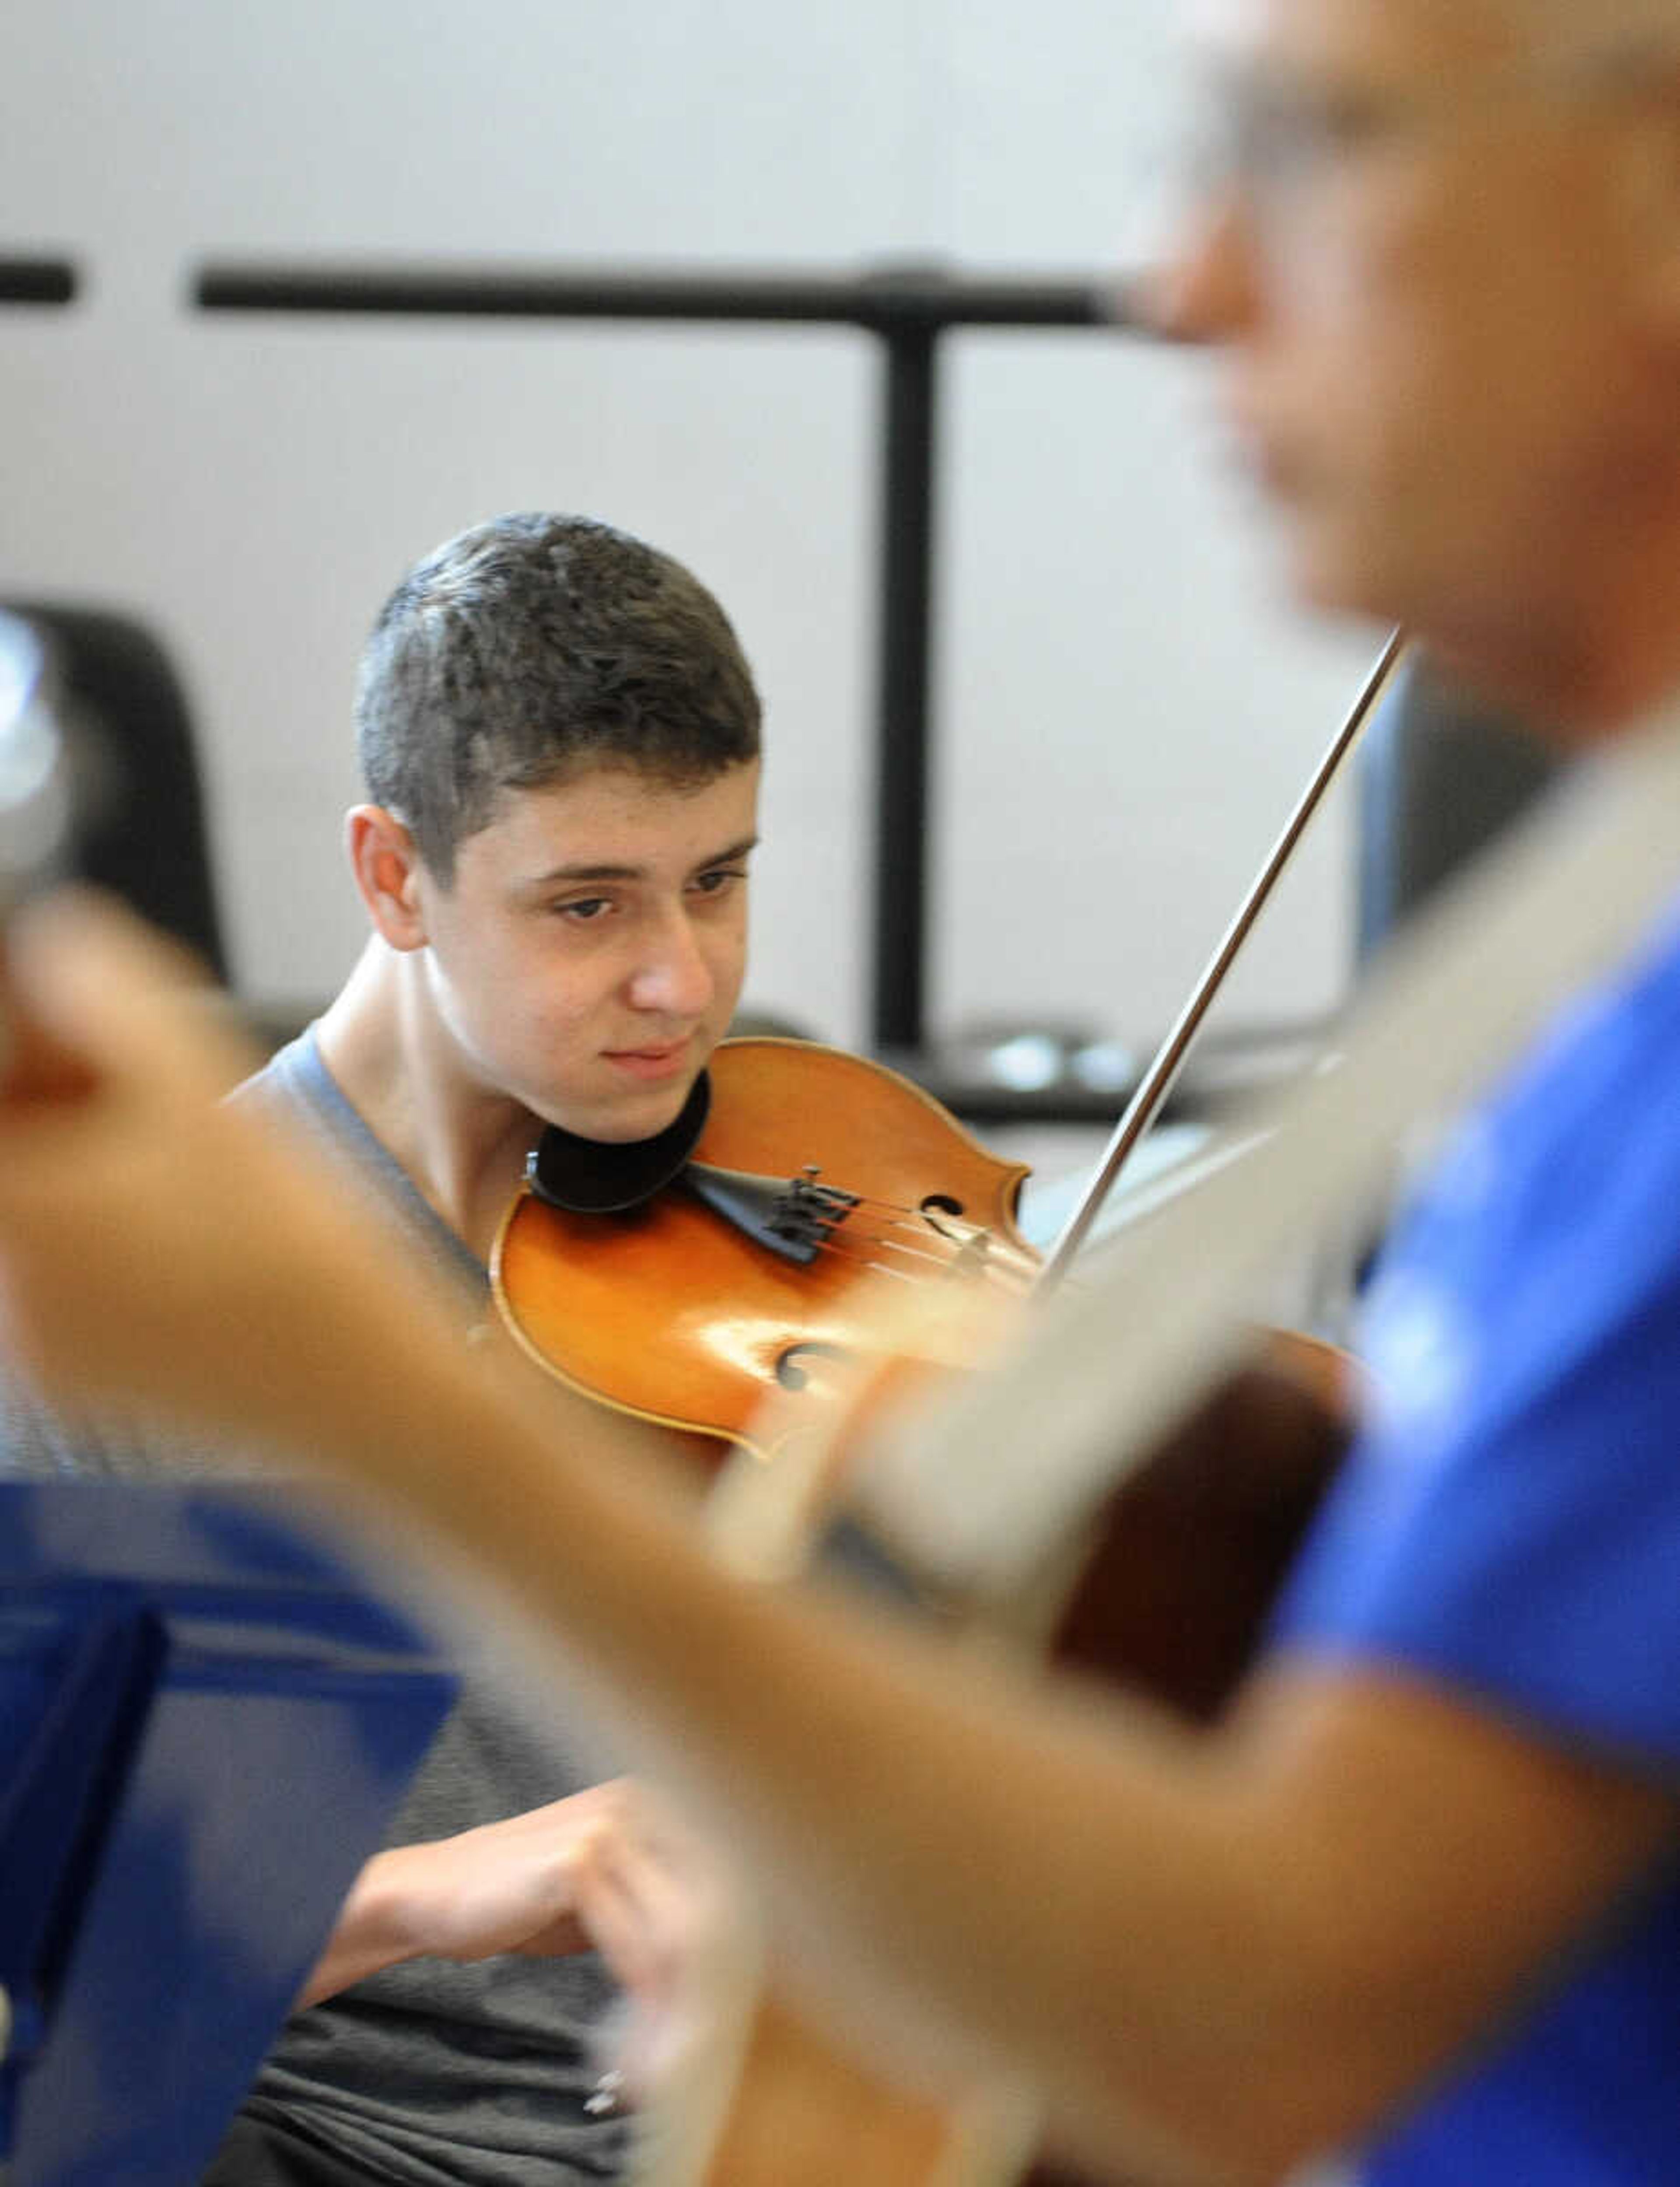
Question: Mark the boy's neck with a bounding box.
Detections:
[316,938,538,1260]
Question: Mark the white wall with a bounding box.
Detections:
[0,0,1382,1054]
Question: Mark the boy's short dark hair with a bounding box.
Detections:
[356,512,762,881]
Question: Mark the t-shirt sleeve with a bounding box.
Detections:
[1274,939,1680,1777]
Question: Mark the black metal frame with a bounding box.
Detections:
[0,259,77,306]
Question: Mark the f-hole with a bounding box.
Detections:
[775,1340,856,1392]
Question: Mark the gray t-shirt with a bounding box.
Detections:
[0,1028,629,2184]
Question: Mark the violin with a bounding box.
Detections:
[492,1036,1041,1462]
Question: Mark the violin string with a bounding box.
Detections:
[869,1231,1023,1285]
[872,1220,1040,1284]
[813,1240,1028,1297]
[916,1216,1041,1279]
[869,1213,1040,1286]
[825,1194,1040,1280]
[802,1225,1037,1297]
[824,1217,988,1274]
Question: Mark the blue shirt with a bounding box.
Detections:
[1275,898,1680,2185]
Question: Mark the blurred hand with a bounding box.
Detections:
[0,889,452,1437]
[299,1779,671,2006]
[567,1780,746,2106]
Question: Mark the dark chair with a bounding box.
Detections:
[1344,652,1565,1296]
[5,604,229,981]
[1355,650,1561,960]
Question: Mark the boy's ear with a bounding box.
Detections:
[345,805,432,950]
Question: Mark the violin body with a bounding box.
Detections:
[492,1037,1035,1462]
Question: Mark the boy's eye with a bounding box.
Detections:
[692,866,748,896]
[558,896,610,922]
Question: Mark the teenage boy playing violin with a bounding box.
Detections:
[0,509,763,2187]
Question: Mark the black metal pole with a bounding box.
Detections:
[872,326,938,1052]
[0,259,77,305]
[192,262,1118,332]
